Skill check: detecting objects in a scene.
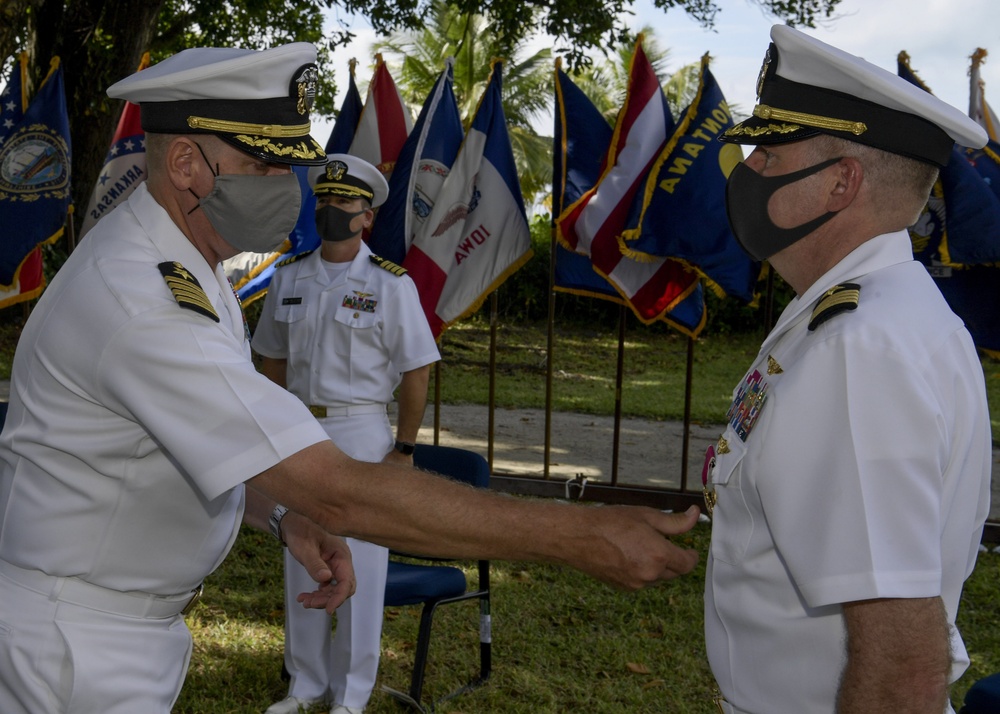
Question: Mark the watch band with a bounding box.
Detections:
[394,439,415,455]
[269,504,289,545]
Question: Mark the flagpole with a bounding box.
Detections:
[433,360,441,446]
[611,304,626,486]
[488,293,498,471]
[680,336,695,492]
[544,227,558,479]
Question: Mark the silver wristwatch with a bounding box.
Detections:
[269,504,289,545]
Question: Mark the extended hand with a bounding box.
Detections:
[282,512,357,614]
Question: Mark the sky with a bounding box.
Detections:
[313,0,1000,142]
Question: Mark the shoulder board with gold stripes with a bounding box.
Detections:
[277,249,314,269]
[158,261,219,323]
[369,254,407,276]
[808,282,860,331]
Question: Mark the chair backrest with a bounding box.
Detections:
[412,444,489,490]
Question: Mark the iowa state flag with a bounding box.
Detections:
[0,52,44,307]
[368,58,464,266]
[80,53,149,238]
[403,60,532,338]
[348,54,412,184]
[0,55,71,287]
[619,54,757,304]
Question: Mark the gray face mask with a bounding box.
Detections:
[188,143,301,254]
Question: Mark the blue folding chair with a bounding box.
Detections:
[381,444,492,712]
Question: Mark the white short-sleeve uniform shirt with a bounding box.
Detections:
[252,243,439,407]
[704,231,992,714]
[0,183,328,595]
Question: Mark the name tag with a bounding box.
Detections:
[282,297,303,305]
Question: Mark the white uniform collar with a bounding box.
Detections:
[300,240,374,287]
[762,230,912,351]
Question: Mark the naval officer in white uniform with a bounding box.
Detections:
[703,25,992,714]
[254,154,439,714]
[0,40,702,714]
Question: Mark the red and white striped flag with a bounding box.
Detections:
[348,54,413,184]
[555,37,700,323]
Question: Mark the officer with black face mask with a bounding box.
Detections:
[703,24,992,714]
[253,154,441,714]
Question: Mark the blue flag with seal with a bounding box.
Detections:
[898,51,1000,267]
[0,56,71,287]
[326,58,364,155]
[369,58,464,266]
[619,54,757,303]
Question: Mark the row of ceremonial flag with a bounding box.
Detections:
[4,41,1000,351]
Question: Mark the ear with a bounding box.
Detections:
[163,137,199,192]
[361,207,375,229]
[826,157,863,212]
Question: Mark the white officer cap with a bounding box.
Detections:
[106,43,326,166]
[309,154,389,208]
[722,25,988,167]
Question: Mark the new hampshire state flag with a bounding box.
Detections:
[80,53,149,238]
[0,55,71,287]
[369,58,464,266]
[0,52,44,307]
[403,60,532,338]
[619,54,757,303]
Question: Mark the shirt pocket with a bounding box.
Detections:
[708,425,755,565]
[332,306,379,357]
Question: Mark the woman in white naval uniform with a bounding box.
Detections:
[254,154,440,714]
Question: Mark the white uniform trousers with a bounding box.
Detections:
[0,566,192,713]
[282,409,392,708]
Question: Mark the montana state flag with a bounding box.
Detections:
[0,56,71,287]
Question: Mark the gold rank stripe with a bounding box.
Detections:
[158,261,220,323]
[808,283,860,331]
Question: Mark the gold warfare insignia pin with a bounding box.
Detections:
[293,64,318,116]
[766,355,783,375]
[327,160,348,182]
[158,261,219,322]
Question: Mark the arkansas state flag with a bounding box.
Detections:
[403,60,533,338]
[0,52,44,308]
[348,54,413,184]
[0,55,71,287]
[368,58,464,265]
[80,53,149,238]
[619,54,758,303]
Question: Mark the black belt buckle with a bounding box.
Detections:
[181,583,204,616]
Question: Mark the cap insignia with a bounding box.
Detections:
[756,47,772,100]
[327,160,348,181]
[158,261,220,322]
[808,283,860,331]
[293,64,319,116]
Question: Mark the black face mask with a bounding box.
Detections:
[315,204,367,243]
[725,157,844,261]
